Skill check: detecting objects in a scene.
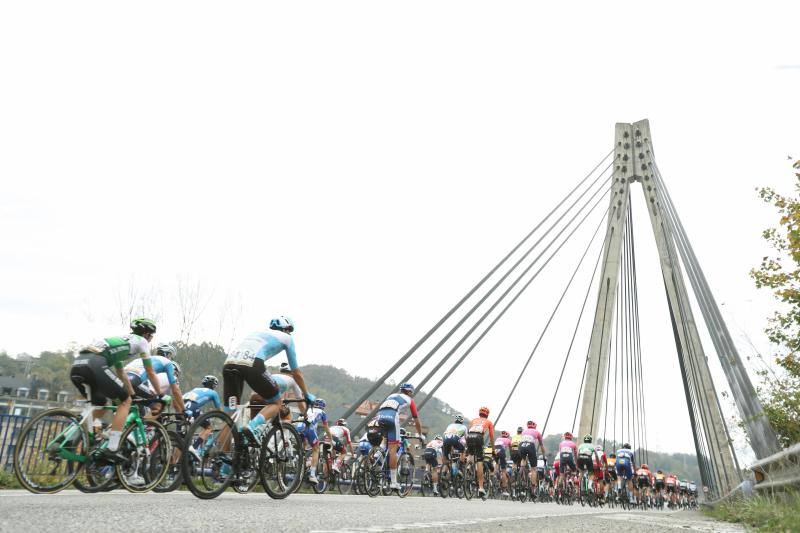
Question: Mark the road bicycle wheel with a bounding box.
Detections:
[355,456,368,495]
[116,418,171,493]
[13,409,87,494]
[364,447,385,498]
[181,411,237,499]
[397,452,415,498]
[463,462,476,501]
[154,430,184,493]
[74,459,119,493]
[312,456,330,494]
[438,467,450,498]
[259,421,304,499]
[516,468,529,503]
[420,471,433,496]
[232,445,261,493]
[337,458,355,495]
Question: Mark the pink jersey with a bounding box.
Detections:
[521,428,542,445]
[559,439,577,457]
[494,437,511,449]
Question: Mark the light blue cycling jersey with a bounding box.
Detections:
[616,448,635,466]
[124,355,178,385]
[225,329,298,369]
[271,374,302,398]
[182,387,222,409]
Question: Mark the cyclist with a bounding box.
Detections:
[329,418,355,472]
[466,406,494,498]
[69,318,158,463]
[615,443,637,502]
[519,421,545,490]
[423,434,444,496]
[376,383,424,491]
[687,480,698,505]
[576,434,603,496]
[605,453,617,499]
[224,317,314,442]
[493,430,512,497]
[654,469,666,503]
[124,348,185,413]
[442,414,468,470]
[636,463,654,504]
[536,454,547,495]
[557,431,578,493]
[183,375,222,459]
[295,398,333,484]
[665,472,679,507]
[592,444,607,500]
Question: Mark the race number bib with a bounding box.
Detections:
[469,423,484,433]
[226,338,262,366]
[379,399,400,410]
[560,446,573,454]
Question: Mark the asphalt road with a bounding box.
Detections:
[0,490,742,533]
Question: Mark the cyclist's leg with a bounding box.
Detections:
[245,360,281,428]
[87,355,131,451]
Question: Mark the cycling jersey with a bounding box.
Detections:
[442,424,467,457]
[183,386,222,409]
[558,439,578,471]
[266,373,302,403]
[444,423,467,438]
[665,475,677,485]
[329,425,352,445]
[466,417,494,456]
[510,434,523,449]
[125,355,178,385]
[577,442,595,457]
[615,448,635,479]
[424,439,444,466]
[85,334,151,369]
[377,393,417,444]
[295,407,328,446]
[225,329,298,368]
[520,427,542,445]
[493,436,511,450]
[468,417,494,436]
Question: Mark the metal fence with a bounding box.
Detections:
[0,414,30,471]
[751,442,800,493]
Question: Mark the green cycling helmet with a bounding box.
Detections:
[131,317,157,335]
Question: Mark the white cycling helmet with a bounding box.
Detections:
[269,316,295,333]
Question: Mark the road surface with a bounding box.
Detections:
[0,491,741,532]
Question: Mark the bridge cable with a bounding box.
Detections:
[540,217,604,435]
[419,189,612,414]
[341,149,615,426]
[493,200,611,426]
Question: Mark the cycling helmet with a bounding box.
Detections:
[527,420,537,429]
[623,443,631,450]
[314,398,327,409]
[131,317,157,335]
[642,464,649,470]
[594,444,603,451]
[279,362,292,373]
[564,431,573,440]
[583,434,592,443]
[269,316,295,333]
[516,427,523,433]
[501,430,510,438]
[337,418,347,426]
[155,343,177,359]
[454,414,464,424]
[538,454,545,460]
[201,375,219,389]
[435,434,443,441]
[479,406,490,417]
[399,383,415,395]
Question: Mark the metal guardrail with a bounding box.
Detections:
[0,414,30,471]
[750,442,800,492]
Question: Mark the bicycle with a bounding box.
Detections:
[153,412,192,493]
[362,435,417,498]
[13,387,171,494]
[180,391,306,500]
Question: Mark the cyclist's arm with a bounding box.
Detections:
[290,368,311,402]
[409,401,423,438]
[538,435,546,455]
[170,382,185,412]
[145,364,162,395]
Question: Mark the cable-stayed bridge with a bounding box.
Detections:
[341,119,782,499]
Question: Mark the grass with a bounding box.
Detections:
[0,469,21,489]
[704,491,800,532]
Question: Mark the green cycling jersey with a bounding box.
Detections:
[84,334,151,369]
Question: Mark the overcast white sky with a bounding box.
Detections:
[1,2,799,458]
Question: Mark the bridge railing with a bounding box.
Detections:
[0,414,30,472]
[750,442,800,493]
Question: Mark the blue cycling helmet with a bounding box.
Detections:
[399,383,414,395]
[269,316,295,333]
[314,398,327,409]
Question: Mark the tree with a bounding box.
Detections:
[750,158,800,446]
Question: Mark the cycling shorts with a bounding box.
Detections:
[294,421,319,446]
[376,408,401,443]
[616,462,634,480]
[559,452,576,473]
[518,442,537,465]
[184,400,211,429]
[655,480,665,490]
[494,446,507,468]
[510,448,522,465]
[606,468,618,482]
[442,435,465,458]
[423,447,440,467]
[331,436,344,453]
[466,432,484,456]
[222,360,279,411]
[637,475,651,489]
[70,353,129,406]
[577,455,594,472]
[128,374,157,402]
